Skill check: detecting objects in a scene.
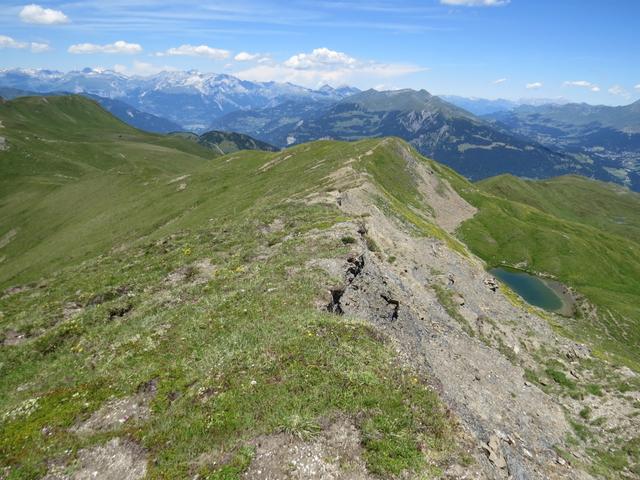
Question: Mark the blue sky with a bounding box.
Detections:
[1,0,639,104]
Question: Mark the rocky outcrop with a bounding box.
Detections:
[307,143,604,479]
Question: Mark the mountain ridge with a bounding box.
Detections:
[217,87,582,182]
[169,130,278,155]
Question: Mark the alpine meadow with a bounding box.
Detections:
[1,2,640,480]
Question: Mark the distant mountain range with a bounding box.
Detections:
[441,96,570,116]
[485,101,640,190]
[2,68,639,190]
[213,88,588,181]
[0,68,359,131]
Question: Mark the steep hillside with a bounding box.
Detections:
[83,94,183,134]
[1,99,639,479]
[0,95,216,283]
[170,130,278,155]
[478,174,640,242]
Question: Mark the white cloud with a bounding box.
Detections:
[113,61,176,77]
[635,84,640,90]
[608,85,630,98]
[0,34,50,53]
[0,35,27,49]
[68,40,142,55]
[284,47,358,69]
[492,78,507,84]
[235,47,424,88]
[158,44,229,60]
[234,51,270,63]
[440,0,510,6]
[19,4,69,24]
[564,80,600,92]
[525,82,543,89]
[29,42,50,53]
[373,84,402,91]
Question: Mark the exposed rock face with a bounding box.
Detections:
[307,142,601,479]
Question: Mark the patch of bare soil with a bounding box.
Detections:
[0,228,17,249]
[258,153,293,173]
[260,218,285,234]
[2,329,27,346]
[164,258,217,286]
[71,380,156,434]
[42,438,147,480]
[243,418,374,480]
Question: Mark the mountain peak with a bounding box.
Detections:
[340,87,468,115]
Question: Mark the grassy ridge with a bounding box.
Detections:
[170,130,279,155]
[0,97,459,478]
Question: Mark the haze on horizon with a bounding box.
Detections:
[0,0,639,105]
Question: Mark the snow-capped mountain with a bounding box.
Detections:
[0,68,360,131]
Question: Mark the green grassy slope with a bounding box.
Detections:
[0,98,460,478]
[0,95,218,285]
[478,174,640,242]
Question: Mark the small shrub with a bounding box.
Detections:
[364,235,379,252]
[579,406,591,419]
[279,414,321,440]
[341,236,356,245]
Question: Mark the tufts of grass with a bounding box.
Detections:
[340,235,356,245]
[585,384,604,397]
[364,235,379,252]
[433,284,475,338]
[545,368,578,390]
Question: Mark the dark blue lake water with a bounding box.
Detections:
[490,267,564,312]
